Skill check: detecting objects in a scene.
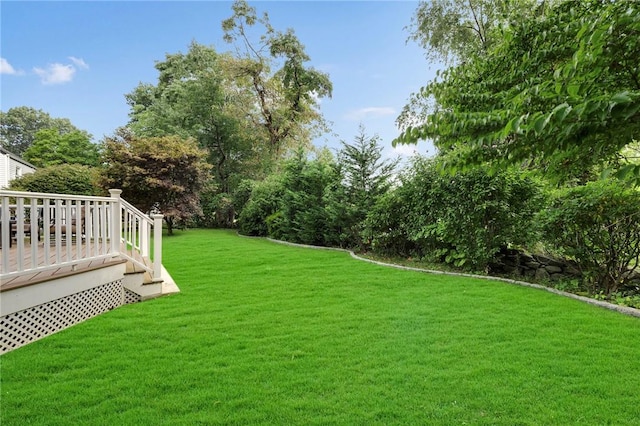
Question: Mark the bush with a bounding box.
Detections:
[538,180,640,296]
[198,180,260,229]
[237,175,285,236]
[9,164,102,195]
[428,167,543,271]
[364,157,544,272]
[362,190,416,256]
[232,180,255,215]
[236,138,396,249]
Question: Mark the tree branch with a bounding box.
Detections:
[467,0,487,50]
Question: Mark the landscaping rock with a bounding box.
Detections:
[535,268,550,280]
[545,265,563,274]
[503,258,519,267]
[534,254,564,268]
[502,264,520,274]
[519,253,535,263]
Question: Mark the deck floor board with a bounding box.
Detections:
[1,238,125,291]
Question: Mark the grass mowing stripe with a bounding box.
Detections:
[1,229,639,425]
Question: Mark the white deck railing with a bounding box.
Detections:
[0,189,163,282]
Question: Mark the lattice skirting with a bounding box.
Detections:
[1,280,124,354]
[124,288,142,304]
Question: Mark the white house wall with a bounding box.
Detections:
[0,154,9,188]
[0,150,36,188]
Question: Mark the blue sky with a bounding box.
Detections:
[1,1,439,158]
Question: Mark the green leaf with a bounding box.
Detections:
[550,103,571,124]
[567,84,580,97]
[555,82,562,95]
[611,92,632,104]
[614,164,637,181]
[454,258,467,267]
[533,114,546,134]
[503,116,519,136]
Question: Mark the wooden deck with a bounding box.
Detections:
[0,238,126,292]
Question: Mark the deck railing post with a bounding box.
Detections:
[109,189,123,255]
[152,213,163,279]
[140,219,149,257]
[15,198,24,271]
[1,196,11,270]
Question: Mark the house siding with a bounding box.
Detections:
[0,147,36,188]
[0,154,8,188]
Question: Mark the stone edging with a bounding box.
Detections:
[262,237,640,319]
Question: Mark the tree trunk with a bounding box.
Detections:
[165,217,174,236]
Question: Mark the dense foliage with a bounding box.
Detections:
[538,180,640,296]
[363,158,543,272]
[0,106,91,156]
[397,0,640,185]
[407,0,540,64]
[126,42,265,195]
[382,0,640,305]
[237,175,285,237]
[336,129,398,248]
[124,1,333,225]
[237,143,542,274]
[9,164,101,196]
[23,129,100,168]
[269,150,339,246]
[237,132,396,250]
[100,133,210,234]
[198,184,236,229]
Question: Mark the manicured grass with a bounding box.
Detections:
[2,229,640,425]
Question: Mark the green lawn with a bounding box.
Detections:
[2,229,639,425]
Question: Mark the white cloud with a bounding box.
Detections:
[344,106,395,121]
[34,63,76,85]
[1,58,18,74]
[68,56,89,69]
[32,57,88,85]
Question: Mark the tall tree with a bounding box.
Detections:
[222,0,333,157]
[100,132,211,235]
[407,0,543,65]
[396,0,640,185]
[274,149,339,246]
[339,127,398,207]
[0,106,91,156]
[399,0,543,133]
[23,129,100,168]
[126,42,268,194]
[335,127,398,248]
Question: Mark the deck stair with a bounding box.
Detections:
[123,255,179,301]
